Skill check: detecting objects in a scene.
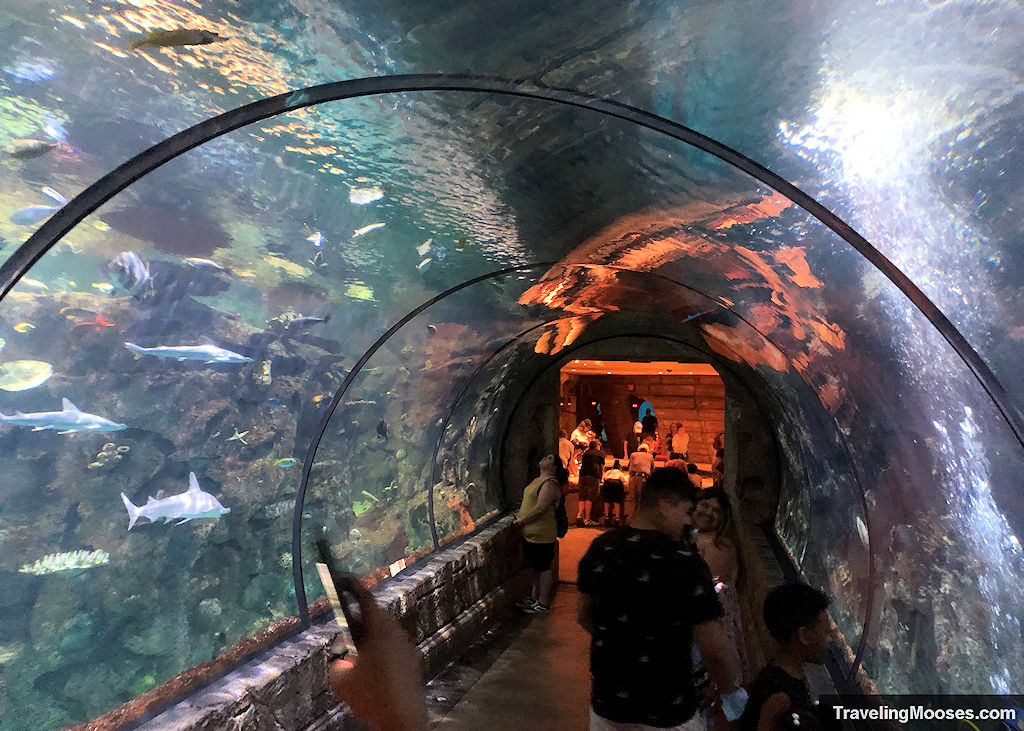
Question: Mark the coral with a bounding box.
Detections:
[18,549,110,575]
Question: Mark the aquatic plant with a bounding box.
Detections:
[19,549,111,575]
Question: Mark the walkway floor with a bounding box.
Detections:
[428,524,834,728]
[430,527,599,730]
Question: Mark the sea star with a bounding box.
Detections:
[227,429,249,445]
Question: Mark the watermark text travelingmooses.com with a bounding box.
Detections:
[820,695,1023,728]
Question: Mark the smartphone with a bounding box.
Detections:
[313,538,367,654]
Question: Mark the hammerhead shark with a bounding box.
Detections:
[0,398,126,433]
[121,472,231,529]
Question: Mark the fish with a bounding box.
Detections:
[71,315,115,329]
[10,187,67,225]
[3,58,56,82]
[91,283,116,295]
[19,277,48,292]
[286,314,330,331]
[42,113,69,143]
[349,528,361,540]
[416,238,433,257]
[306,231,323,248]
[274,457,297,468]
[855,516,869,548]
[376,420,389,439]
[183,257,226,271]
[353,223,385,238]
[104,251,151,297]
[0,397,126,433]
[4,139,57,159]
[308,250,327,269]
[426,324,437,337]
[416,257,432,271]
[128,28,227,50]
[344,399,376,405]
[92,220,111,232]
[349,186,384,205]
[121,472,230,529]
[13,323,35,333]
[124,342,253,364]
[266,398,285,410]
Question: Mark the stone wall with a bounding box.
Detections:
[138,517,529,731]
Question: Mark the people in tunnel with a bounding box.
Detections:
[694,488,749,685]
[512,454,565,613]
[740,584,833,731]
[577,440,606,527]
[671,422,690,461]
[600,459,627,527]
[559,428,574,469]
[571,418,596,479]
[626,442,655,520]
[577,467,742,730]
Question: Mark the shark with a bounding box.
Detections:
[121,472,231,529]
[0,397,126,433]
[124,342,253,364]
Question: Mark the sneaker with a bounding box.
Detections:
[584,519,596,527]
[523,602,550,614]
[515,597,538,610]
[575,516,584,528]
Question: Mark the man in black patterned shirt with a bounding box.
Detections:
[577,468,740,730]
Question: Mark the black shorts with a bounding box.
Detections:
[578,475,600,501]
[601,479,624,503]
[522,539,556,572]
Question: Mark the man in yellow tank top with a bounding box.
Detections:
[512,454,563,613]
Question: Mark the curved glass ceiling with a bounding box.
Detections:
[1,1,1023,726]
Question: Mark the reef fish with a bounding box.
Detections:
[3,58,56,82]
[349,186,384,205]
[353,223,385,238]
[124,342,252,364]
[183,257,226,271]
[274,457,297,468]
[121,472,230,529]
[286,314,331,331]
[10,187,66,225]
[376,419,389,439]
[128,28,227,50]
[13,322,35,333]
[105,251,151,297]
[0,397,126,432]
[306,231,323,248]
[4,139,57,159]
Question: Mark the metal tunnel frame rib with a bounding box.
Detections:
[0,73,999,636]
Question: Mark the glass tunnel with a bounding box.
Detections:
[1,1,1023,727]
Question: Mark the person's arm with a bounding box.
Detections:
[693,619,739,694]
[576,591,595,634]
[512,480,560,529]
[327,578,428,731]
[756,692,791,731]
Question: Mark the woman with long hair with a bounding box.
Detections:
[693,488,749,684]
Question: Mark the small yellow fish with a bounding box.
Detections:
[14,323,36,333]
[128,28,227,50]
[92,220,110,232]
[92,283,115,295]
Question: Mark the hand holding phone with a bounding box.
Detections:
[320,561,428,731]
[314,538,367,656]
